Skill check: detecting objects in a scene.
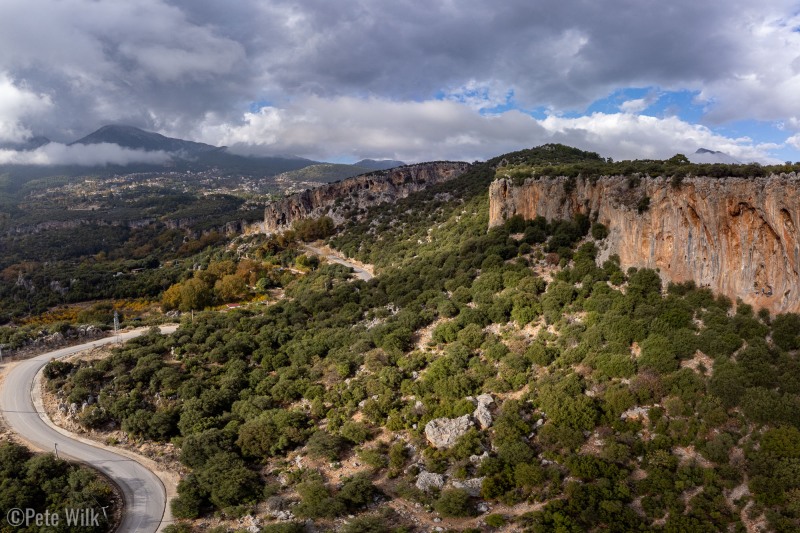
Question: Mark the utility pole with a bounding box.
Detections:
[113,310,119,343]
[54,443,59,459]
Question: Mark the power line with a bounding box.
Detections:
[0,408,51,414]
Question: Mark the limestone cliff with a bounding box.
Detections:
[263,162,470,233]
[489,174,800,313]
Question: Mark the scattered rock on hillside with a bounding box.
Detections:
[473,394,494,429]
[475,404,491,428]
[416,471,445,492]
[470,451,489,465]
[451,477,484,496]
[425,415,472,448]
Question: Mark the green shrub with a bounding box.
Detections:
[77,405,110,428]
[590,223,609,240]
[338,473,378,510]
[639,334,679,374]
[485,513,507,527]
[594,353,635,379]
[358,446,389,470]
[306,430,346,461]
[294,477,346,518]
[194,452,261,510]
[457,323,485,350]
[171,475,205,519]
[43,360,75,380]
[293,216,335,241]
[434,488,475,517]
[772,314,800,351]
[389,441,409,470]
[450,428,483,461]
[237,410,310,461]
[340,421,374,444]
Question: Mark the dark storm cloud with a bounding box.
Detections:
[0,0,252,140]
[234,0,756,106]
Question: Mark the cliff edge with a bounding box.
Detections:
[264,162,470,233]
[489,174,800,313]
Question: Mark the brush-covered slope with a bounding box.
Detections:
[42,145,800,532]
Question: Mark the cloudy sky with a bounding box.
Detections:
[1,0,799,165]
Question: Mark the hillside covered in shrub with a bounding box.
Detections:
[46,146,800,532]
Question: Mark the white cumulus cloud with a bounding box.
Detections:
[0,73,52,142]
[192,96,783,164]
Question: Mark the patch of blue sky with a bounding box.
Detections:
[248,100,272,113]
[584,87,653,115]
[435,84,516,115]
[645,89,706,123]
[478,99,517,116]
[579,87,707,123]
[519,106,550,120]
[770,146,800,163]
[711,120,800,162]
[711,120,785,144]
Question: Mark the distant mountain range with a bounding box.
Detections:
[687,148,741,164]
[68,124,318,175]
[0,125,404,183]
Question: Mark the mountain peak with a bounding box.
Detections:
[688,148,741,164]
[70,124,221,155]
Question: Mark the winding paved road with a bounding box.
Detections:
[0,326,177,533]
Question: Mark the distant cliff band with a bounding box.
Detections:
[263,162,470,233]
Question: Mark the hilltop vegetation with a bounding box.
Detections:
[44,146,800,531]
[274,159,405,185]
[496,147,800,185]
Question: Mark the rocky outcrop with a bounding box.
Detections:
[415,471,445,492]
[424,414,473,449]
[489,174,800,314]
[472,394,494,429]
[263,162,470,233]
[451,477,484,497]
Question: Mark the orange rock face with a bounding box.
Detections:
[489,174,800,313]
